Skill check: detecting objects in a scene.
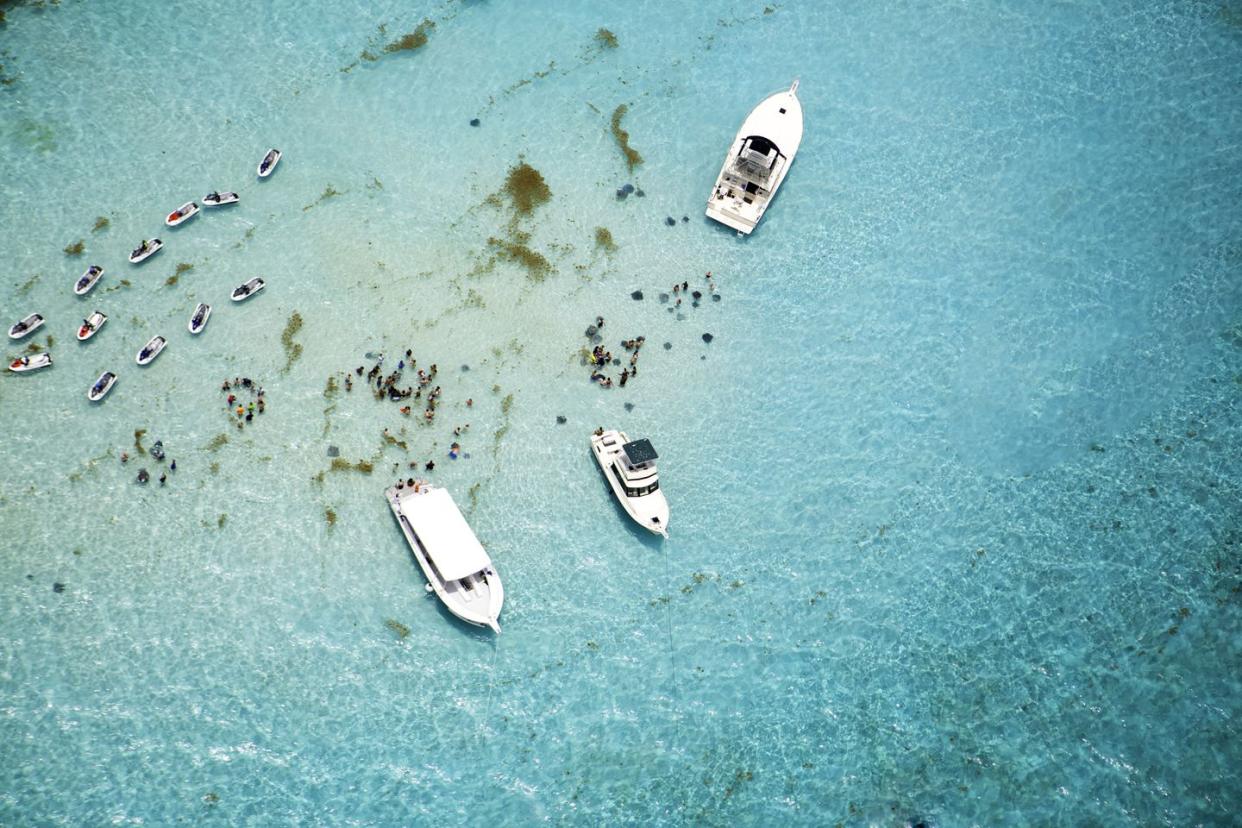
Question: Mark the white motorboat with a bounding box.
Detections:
[165,201,199,227]
[78,311,107,341]
[188,303,212,334]
[384,483,504,633]
[8,353,52,373]
[136,335,166,365]
[74,265,104,296]
[8,313,44,340]
[129,238,163,264]
[231,278,265,301]
[88,370,117,402]
[590,430,670,537]
[705,79,804,235]
[257,148,282,178]
[203,191,240,207]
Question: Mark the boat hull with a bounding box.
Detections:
[78,311,107,341]
[231,279,265,301]
[384,485,504,632]
[88,372,116,401]
[166,202,199,227]
[188,304,212,334]
[257,149,282,178]
[129,239,163,263]
[136,336,166,365]
[74,266,104,296]
[8,314,44,340]
[9,354,52,373]
[706,81,804,235]
[590,430,670,537]
[203,192,239,207]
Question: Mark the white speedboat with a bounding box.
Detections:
[188,303,212,334]
[8,353,52,373]
[705,79,803,235]
[257,148,281,178]
[78,311,107,341]
[165,201,199,227]
[384,483,504,633]
[203,191,240,207]
[136,335,166,365]
[129,239,163,264]
[231,278,264,301]
[74,265,104,296]
[8,313,44,340]
[590,430,670,537]
[88,371,117,401]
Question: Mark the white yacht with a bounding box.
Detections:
[384,483,504,633]
[705,79,803,235]
[590,430,669,538]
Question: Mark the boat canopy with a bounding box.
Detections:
[621,438,658,465]
[736,136,780,180]
[398,487,491,581]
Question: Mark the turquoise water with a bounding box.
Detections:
[2,0,1241,823]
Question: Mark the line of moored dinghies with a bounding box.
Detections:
[388,428,670,635]
[7,150,283,396]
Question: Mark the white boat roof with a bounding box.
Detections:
[738,86,803,164]
[398,487,491,581]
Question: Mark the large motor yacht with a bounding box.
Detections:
[590,430,670,538]
[384,483,504,633]
[705,79,803,235]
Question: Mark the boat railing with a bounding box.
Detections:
[736,148,774,180]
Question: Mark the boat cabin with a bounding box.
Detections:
[398,487,493,586]
[610,438,662,498]
[716,135,786,206]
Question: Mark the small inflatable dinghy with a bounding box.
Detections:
[136,335,167,365]
[188,302,212,334]
[8,353,53,373]
[78,311,108,341]
[129,239,163,264]
[74,265,105,296]
[203,191,240,207]
[8,313,44,340]
[257,148,282,178]
[88,371,117,402]
[231,278,265,301]
[166,201,199,227]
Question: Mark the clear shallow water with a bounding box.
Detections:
[2,0,1240,824]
